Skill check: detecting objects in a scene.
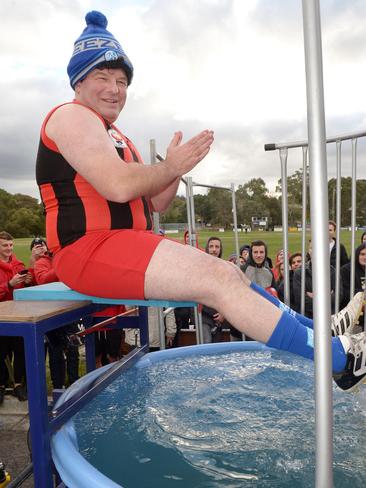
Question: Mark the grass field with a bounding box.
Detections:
[14,229,365,266]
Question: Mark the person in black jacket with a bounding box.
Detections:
[277,252,302,306]
[293,241,342,319]
[340,243,366,309]
[329,220,348,268]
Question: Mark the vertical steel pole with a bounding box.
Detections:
[187,177,198,248]
[150,139,160,234]
[157,307,166,350]
[335,140,342,312]
[150,139,165,346]
[186,177,203,344]
[301,146,308,314]
[231,183,240,266]
[302,1,333,487]
[350,138,358,299]
[280,147,290,305]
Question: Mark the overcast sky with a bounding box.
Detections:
[1,0,366,201]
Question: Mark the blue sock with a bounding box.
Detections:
[250,281,314,329]
[266,312,347,373]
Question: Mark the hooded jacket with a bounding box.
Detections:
[292,260,341,318]
[241,244,276,289]
[340,243,366,308]
[330,239,348,268]
[0,254,27,301]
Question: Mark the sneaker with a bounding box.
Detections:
[333,332,366,392]
[331,291,365,336]
[13,385,27,402]
[0,386,5,405]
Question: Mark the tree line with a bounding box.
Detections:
[161,172,366,229]
[1,171,365,237]
[0,189,45,237]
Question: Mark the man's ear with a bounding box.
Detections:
[74,81,82,94]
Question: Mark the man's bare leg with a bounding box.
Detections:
[144,239,281,343]
[144,239,366,393]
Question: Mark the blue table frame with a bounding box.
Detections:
[0,300,94,488]
[6,282,196,487]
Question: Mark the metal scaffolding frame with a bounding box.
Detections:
[264,2,364,486]
[149,140,240,345]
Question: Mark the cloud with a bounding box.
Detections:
[0,0,365,203]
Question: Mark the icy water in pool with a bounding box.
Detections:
[74,349,366,487]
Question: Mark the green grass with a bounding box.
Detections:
[14,230,365,266]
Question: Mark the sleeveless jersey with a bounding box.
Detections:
[36,102,152,253]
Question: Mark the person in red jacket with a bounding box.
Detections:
[33,241,81,389]
[0,231,33,404]
[32,238,58,285]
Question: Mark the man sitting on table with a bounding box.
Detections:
[35,11,366,392]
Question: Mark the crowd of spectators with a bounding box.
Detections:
[0,221,365,403]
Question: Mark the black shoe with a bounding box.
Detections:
[333,332,366,393]
[13,385,27,401]
[0,386,5,405]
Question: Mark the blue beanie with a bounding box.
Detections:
[67,11,133,89]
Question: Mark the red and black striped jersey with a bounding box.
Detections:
[36,102,152,254]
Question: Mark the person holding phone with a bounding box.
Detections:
[0,231,34,403]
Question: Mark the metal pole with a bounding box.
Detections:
[187,177,198,248]
[302,1,333,487]
[149,139,160,234]
[185,178,193,243]
[301,146,308,314]
[335,140,342,312]
[157,307,165,350]
[265,129,366,150]
[186,177,203,344]
[150,139,165,346]
[280,147,290,305]
[231,183,240,266]
[350,138,357,299]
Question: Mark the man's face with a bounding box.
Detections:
[291,255,302,271]
[252,245,266,265]
[328,224,336,240]
[0,238,13,262]
[32,242,48,258]
[207,239,221,257]
[359,248,366,267]
[75,68,128,123]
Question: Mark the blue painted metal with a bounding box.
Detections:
[4,282,194,486]
[0,303,94,488]
[14,282,197,308]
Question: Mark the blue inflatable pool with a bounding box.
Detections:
[51,342,366,488]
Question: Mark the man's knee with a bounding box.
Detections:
[207,258,242,289]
